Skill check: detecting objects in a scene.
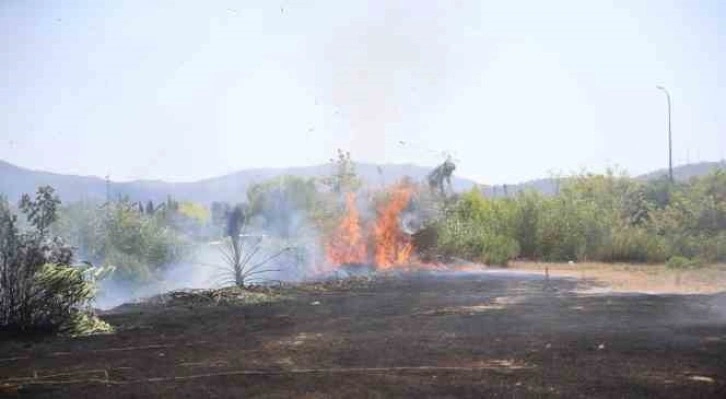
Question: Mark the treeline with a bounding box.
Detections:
[52,199,188,283]
[428,170,726,266]
[2,161,724,334]
[50,173,343,286]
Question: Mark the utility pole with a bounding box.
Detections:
[656,86,673,182]
[105,175,110,203]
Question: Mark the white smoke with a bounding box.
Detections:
[92,191,327,309]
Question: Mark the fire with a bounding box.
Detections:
[325,192,366,265]
[373,185,413,269]
[324,183,415,269]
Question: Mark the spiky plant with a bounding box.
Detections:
[216,205,292,287]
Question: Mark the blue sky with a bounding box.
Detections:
[1,0,724,184]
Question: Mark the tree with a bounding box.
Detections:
[513,191,541,259]
[19,186,60,237]
[247,176,322,237]
[54,199,184,283]
[1,188,110,335]
[619,183,649,226]
[321,149,361,194]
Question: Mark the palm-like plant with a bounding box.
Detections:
[216,205,292,287]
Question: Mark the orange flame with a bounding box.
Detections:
[325,192,366,265]
[373,185,413,269]
[324,183,416,269]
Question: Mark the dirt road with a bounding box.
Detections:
[2,271,725,398]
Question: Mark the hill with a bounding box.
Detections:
[637,161,726,181]
[0,160,477,204]
[481,161,725,198]
[1,160,723,204]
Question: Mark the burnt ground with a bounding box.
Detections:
[1,270,726,398]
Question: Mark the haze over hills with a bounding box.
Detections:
[1,159,724,204]
[0,160,477,204]
[481,161,726,198]
[637,161,726,182]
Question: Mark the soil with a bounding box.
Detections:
[1,270,725,398]
[511,261,726,294]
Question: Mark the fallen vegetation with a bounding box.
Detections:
[141,286,284,307]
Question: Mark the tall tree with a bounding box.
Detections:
[321,149,361,193]
[19,185,60,237]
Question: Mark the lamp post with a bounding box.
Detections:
[656,85,673,182]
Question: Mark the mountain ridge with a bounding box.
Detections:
[1,159,724,204]
[0,159,477,204]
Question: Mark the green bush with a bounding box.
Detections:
[434,218,520,265]
[666,256,703,269]
[423,169,726,265]
[512,191,541,259]
[54,200,184,283]
[478,234,520,266]
[432,191,521,266]
[598,226,668,263]
[533,196,601,261]
[0,187,111,335]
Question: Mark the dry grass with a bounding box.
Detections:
[510,261,726,294]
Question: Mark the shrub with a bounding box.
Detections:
[0,188,111,335]
[434,217,520,266]
[534,197,591,261]
[54,200,184,284]
[478,234,520,266]
[666,256,703,270]
[598,226,669,263]
[699,233,726,262]
[419,169,726,265]
[512,191,541,259]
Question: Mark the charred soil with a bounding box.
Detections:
[1,271,725,398]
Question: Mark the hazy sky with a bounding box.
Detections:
[2,0,724,184]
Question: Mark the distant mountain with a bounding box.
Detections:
[1,160,723,204]
[481,177,563,198]
[481,161,726,198]
[637,161,726,182]
[0,160,477,204]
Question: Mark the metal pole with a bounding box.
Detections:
[105,174,110,203]
[656,86,673,182]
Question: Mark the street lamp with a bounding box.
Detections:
[656,85,673,182]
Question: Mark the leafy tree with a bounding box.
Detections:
[19,186,60,236]
[620,183,651,226]
[247,176,322,237]
[1,188,110,335]
[54,200,184,283]
[512,191,541,258]
[321,149,361,194]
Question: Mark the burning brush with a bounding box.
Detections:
[324,183,420,272]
